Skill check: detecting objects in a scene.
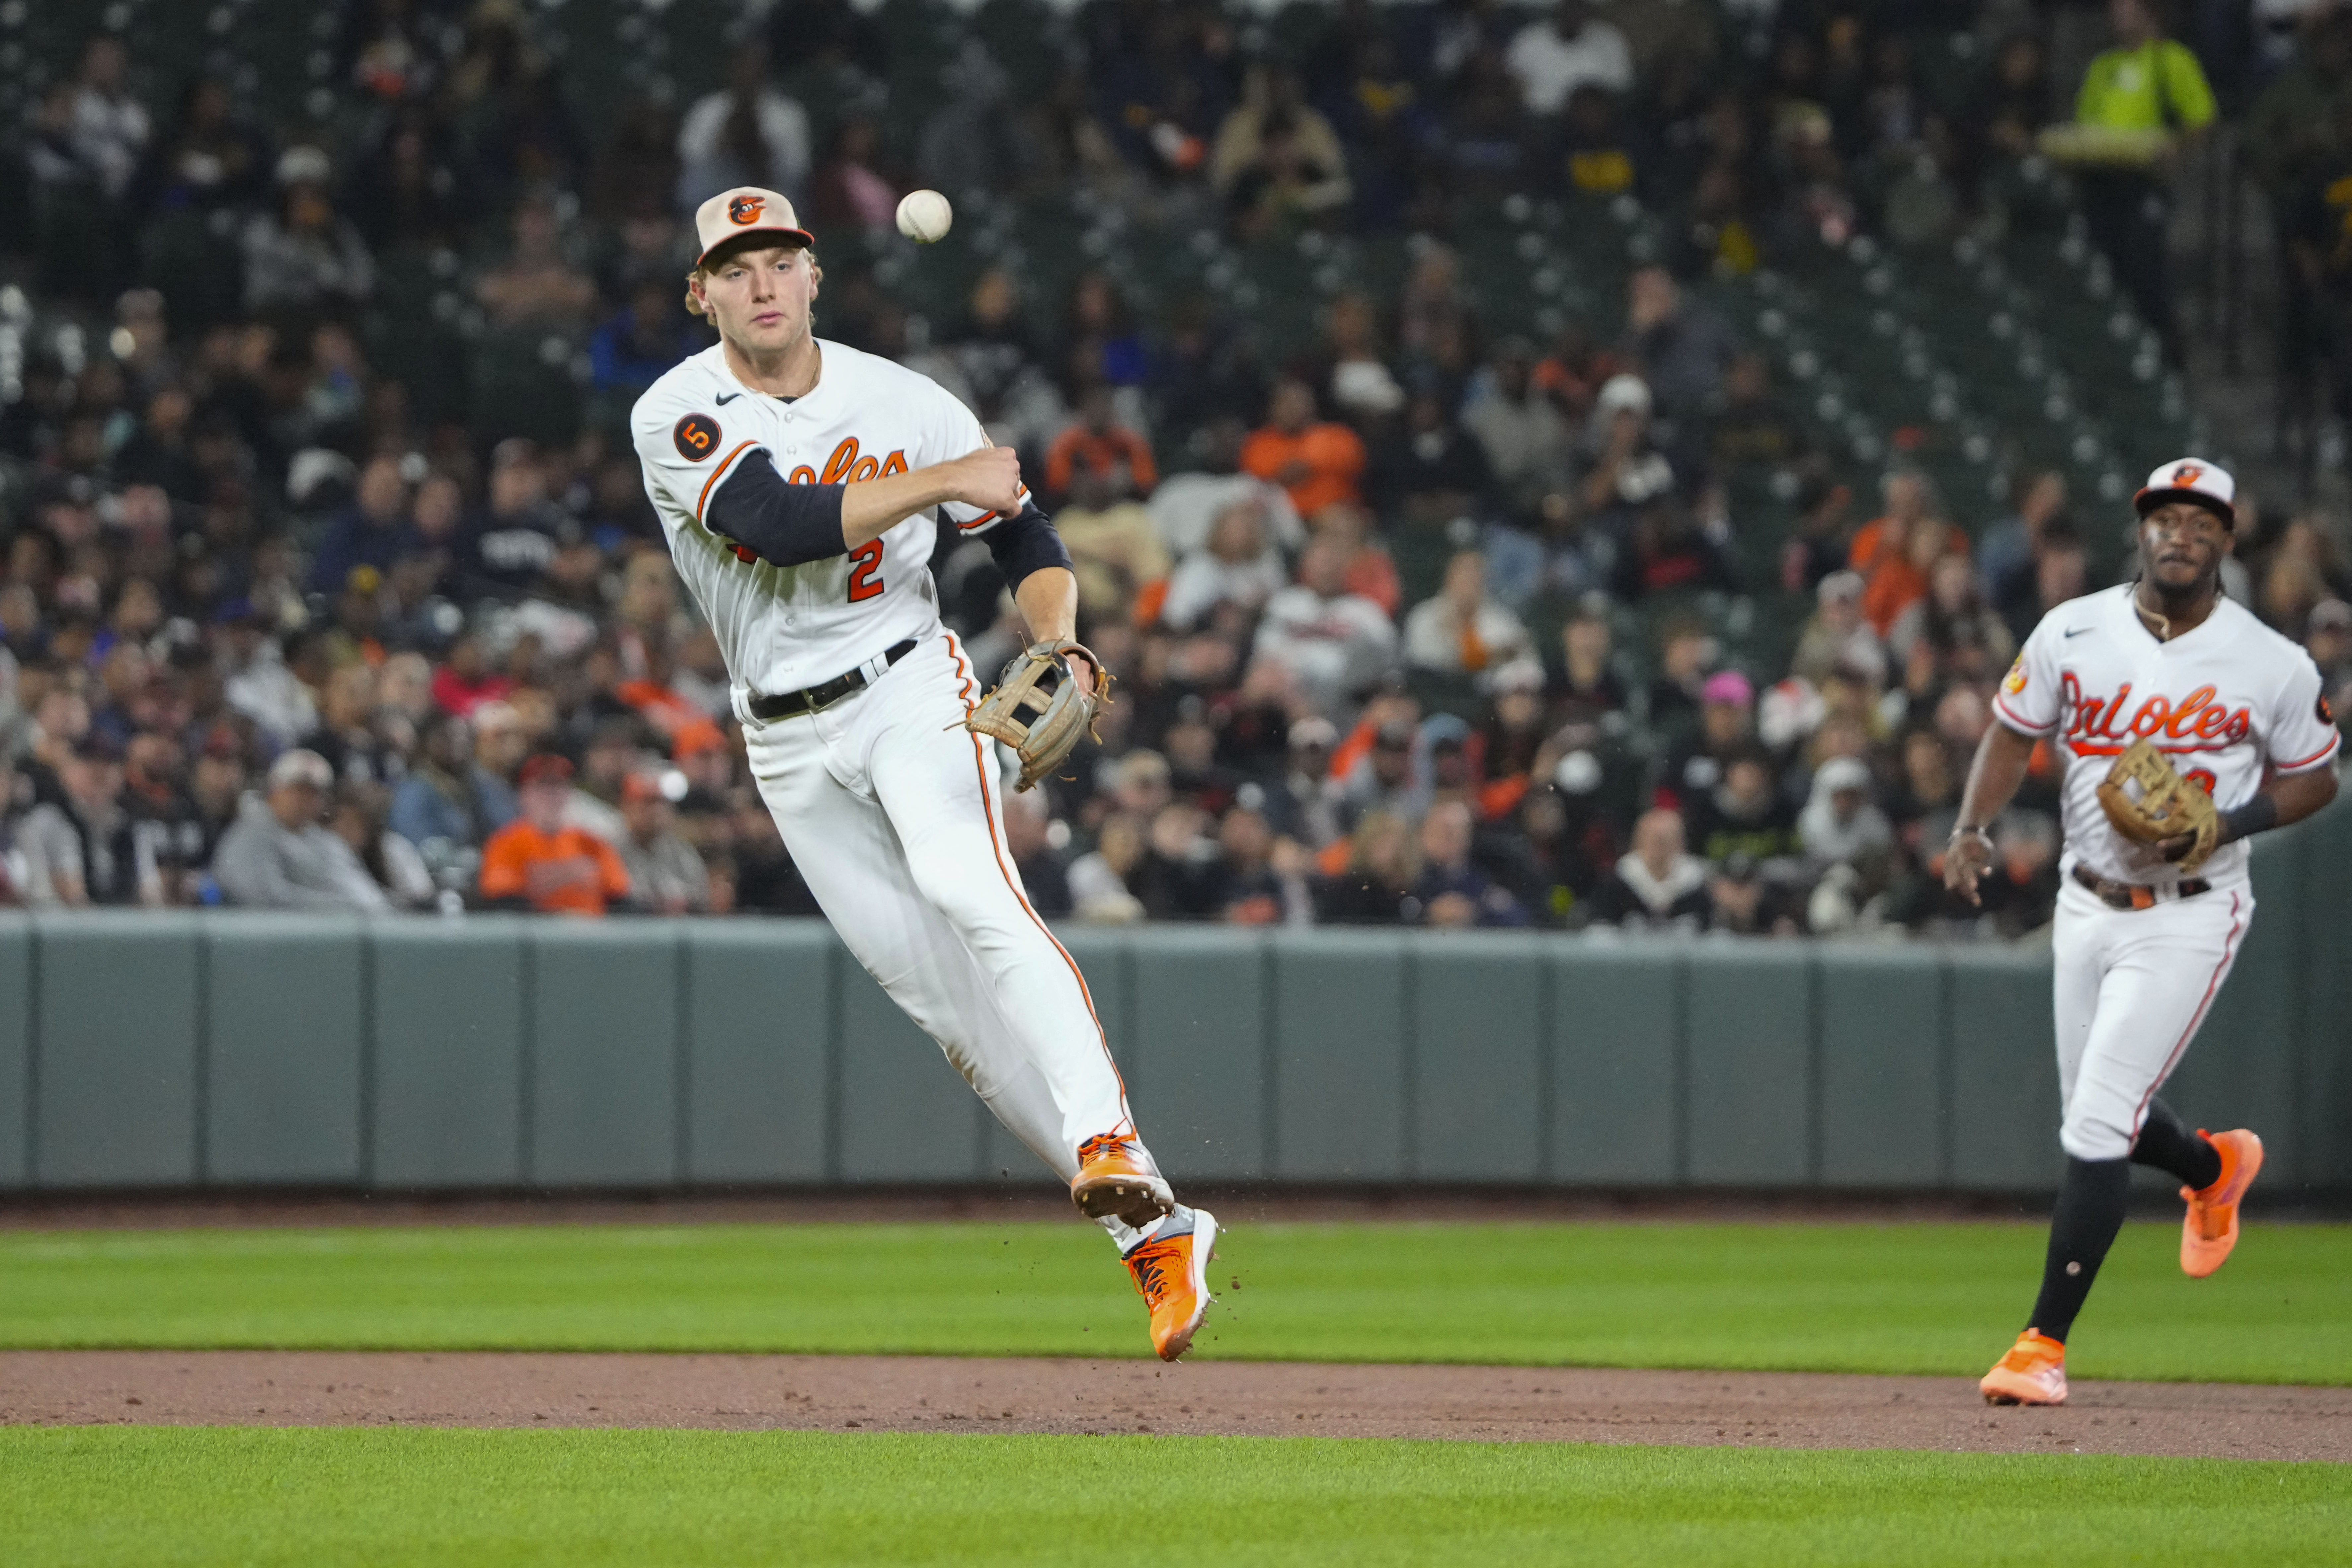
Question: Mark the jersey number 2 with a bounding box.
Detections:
[846,540,885,602]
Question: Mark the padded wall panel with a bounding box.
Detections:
[835,948,983,1183]
[2294,808,2352,1190]
[32,913,200,1187]
[529,923,681,1187]
[1271,931,1408,1179]
[1410,933,1547,1181]
[1126,927,1269,1181]
[0,915,28,1189]
[1551,947,1681,1185]
[1945,949,2061,1191]
[682,920,833,1184]
[1685,947,1814,1185]
[370,920,526,1187]
[1817,948,1945,1187]
[205,914,365,1185]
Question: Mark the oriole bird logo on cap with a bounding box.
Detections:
[2170,462,2204,488]
[729,194,765,225]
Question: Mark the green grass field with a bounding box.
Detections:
[5,1426,2347,1568]
[3,1218,2347,1383]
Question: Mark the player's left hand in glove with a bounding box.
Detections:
[963,639,1112,792]
[2095,737,2221,874]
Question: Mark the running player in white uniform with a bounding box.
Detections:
[1946,459,2340,1405]
[631,188,1216,1360]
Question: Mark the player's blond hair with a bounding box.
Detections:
[684,243,822,319]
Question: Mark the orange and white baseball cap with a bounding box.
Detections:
[691,186,816,269]
[2133,457,2235,528]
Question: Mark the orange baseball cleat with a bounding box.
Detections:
[1124,1206,1218,1362]
[1070,1130,1174,1227]
[2181,1128,2263,1279]
[1980,1329,2068,1406]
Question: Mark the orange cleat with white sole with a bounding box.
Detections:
[1124,1206,1218,1362]
[1981,1329,2068,1406]
[2181,1128,2262,1279]
[1071,1130,1174,1227]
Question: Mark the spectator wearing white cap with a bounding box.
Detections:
[242,146,376,313]
[1577,373,1676,517]
[1790,569,1887,688]
[1266,715,1344,850]
[211,749,391,911]
[1798,754,1894,878]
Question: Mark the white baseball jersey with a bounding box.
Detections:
[1993,584,2341,888]
[630,339,1018,711]
[628,333,1163,1257]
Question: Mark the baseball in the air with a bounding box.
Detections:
[896,189,953,244]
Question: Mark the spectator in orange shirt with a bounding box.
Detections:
[1849,470,1963,637]
[1241,377,1365,517]
[477,753,631,915]
[1044,384,1158,504]
[614,637,725,759]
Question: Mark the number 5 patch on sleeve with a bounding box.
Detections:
[674,413,721,461]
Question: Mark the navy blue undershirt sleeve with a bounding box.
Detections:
[985,502,1074,591]
[705,452,847,567]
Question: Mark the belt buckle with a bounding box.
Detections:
[808,668,866,715]
[2128,885,2155,911]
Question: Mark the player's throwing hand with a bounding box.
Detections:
[1942,824,1994,906]
[949,444,1025,517]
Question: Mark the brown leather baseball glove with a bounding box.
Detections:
[2096,737,2220,874]
[963,639,1111,792]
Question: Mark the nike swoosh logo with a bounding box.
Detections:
[2063,627,2091,638]
[715,392,743,405]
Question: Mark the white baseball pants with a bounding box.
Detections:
[743,630,1148,1246]
[2049,875,2252,1161]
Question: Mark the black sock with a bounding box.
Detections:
[2131,1098,2222,1190]
[2026,1156,2132,1345]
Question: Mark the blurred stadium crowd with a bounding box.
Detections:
[0,0,2348,933]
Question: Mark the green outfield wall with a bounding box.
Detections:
[1,805,2345,1198]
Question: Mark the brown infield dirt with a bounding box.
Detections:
[6,1350,2348,1462]
[7,1193,2345,1463]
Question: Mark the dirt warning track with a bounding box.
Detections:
[5,1351,2344,1462]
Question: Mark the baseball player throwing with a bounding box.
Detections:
[631,189,1216,1360]
[1946,459,2340,1405]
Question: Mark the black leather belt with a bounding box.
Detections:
[747,639,917,721]
[2071,863,2210,911]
